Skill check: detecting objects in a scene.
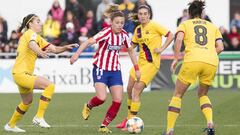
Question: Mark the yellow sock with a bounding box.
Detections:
[42,84,55,99]
[130,101,141,118]
[200,96,213,123]
[127,99,132,119]
[167,97,181,133]
[36,84,55,118]
[8,102,31,128]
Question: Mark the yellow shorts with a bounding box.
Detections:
[13,72,37,94]
[130,63,158,86]
[178,62,217,86]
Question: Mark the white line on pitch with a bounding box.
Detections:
[19,124,240,128]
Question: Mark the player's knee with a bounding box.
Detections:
[132,93,140,101]
[43,82,54,89]
[113,97,122,103]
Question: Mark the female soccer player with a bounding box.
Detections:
[4,14,77,133]
[163,1,224,135]
[116,4,174,129]
[70,5,140,133]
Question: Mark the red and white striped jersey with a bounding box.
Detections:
[93,27,131,71]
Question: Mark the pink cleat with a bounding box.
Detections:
[116,118,127,129]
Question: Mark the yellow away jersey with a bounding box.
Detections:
[177,18,223,66]
[132,21,169,68]
[12,29,50,74]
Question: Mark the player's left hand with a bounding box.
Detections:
[135,70,141,82]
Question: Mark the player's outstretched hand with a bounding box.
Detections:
[70,54,79,65]
[170,59,178,73]
[66,43,79,50]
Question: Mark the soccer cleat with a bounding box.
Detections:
[98,126,112,133]
[32,116,51,128]
[4,124,26,133]
[116,118,127,129]
[204,123,215,135]
[162,129,174,135]
[206,128,215,135]
[82,103,91,120]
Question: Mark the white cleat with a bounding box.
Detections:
[32,117,51,128]
[4,124,26,133]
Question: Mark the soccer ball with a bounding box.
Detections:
[126,117,144,134]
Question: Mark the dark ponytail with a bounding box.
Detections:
[188,0,205,19]
[18,14,37,33]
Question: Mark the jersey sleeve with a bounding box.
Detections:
[176,23,186,36]
[155,23,170,37]
[28,32,50,50]
[215,29,223,41]
[29,32,38,42]
[93,28,109,42]
[124,34,132,48]
[37,35,50,50]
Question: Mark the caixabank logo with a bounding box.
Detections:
[0,66,13,85]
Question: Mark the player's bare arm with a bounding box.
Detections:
[46,43,79,54]
[215,40,224,54]
[154,32,174,54]
[70,38,96,65]
[29,41,49,58]
[127,46,141,81]
[171,32,184,72]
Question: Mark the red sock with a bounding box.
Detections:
[87,96,105,109]
[102,101,121,126]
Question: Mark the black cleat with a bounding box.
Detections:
[204,128,215,135]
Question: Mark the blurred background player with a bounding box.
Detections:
[4,14,77,133]
[116,4,174,129]
[163,1,224,135]
[70,5,140,133]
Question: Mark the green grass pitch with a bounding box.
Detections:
[0,90,239,135]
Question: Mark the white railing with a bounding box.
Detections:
[0,51,240,59]
[0,52,130,59]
